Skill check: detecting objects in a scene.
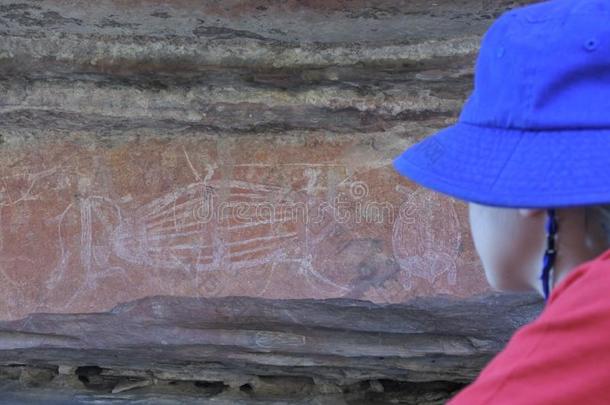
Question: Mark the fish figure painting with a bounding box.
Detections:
[0,137,488,319]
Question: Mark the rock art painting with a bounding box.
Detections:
[0,136,488,319]
[392,185,461,293]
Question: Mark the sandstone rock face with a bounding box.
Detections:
[0,0,543,402]
[0,0,539,320]
[0,128,491,319]
[0,294,541,403]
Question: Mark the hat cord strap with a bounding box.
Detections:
[540,208,558,301]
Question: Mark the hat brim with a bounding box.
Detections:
[392,121,610,208]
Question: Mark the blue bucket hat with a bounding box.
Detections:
[393,0,610,209]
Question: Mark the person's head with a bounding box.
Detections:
[468,203,610,296]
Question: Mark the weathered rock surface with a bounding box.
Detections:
[0,0,540,319]
[0,294,542,403]
[0,126,495,320]
[0,0,532,72]
[0,0,544,402]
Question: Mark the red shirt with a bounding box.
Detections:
[449,248,610,404]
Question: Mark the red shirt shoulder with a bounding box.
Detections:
[448,248,610,405]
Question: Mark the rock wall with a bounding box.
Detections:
[0,0,539,319]
[0,0,542,402]
[0,294,541,403]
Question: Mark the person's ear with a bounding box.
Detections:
[518,208,546,218]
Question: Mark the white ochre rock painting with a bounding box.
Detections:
[45,163,359,307]
[0,148,471,318]
[113,180,297,273]
[392,184,460,293]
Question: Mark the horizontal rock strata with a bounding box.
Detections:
[0,0,543,402]
[0,294,542,403]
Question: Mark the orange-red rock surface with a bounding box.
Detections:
[0,1,547,403]
[0,132,488,319]
[0,0,547,321]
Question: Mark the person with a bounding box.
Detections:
[392,0,610,403]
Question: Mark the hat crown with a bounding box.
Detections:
[459,0,610,130]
